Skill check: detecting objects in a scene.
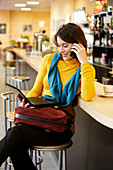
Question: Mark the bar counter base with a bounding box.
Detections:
[67,106,113,170]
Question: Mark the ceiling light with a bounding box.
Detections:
[21,8,31,11]
[14,4,26,7]
[27,1,39,5]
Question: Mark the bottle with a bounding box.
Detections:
[103,0,108,12]
[111,18,113,46]
[111,29,113,46]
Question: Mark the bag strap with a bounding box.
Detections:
[15,113,67,127]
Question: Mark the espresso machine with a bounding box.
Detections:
[34,32,42,52]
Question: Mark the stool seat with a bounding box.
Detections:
[8,76,30,81]
[13,76,30,82]
[6,60,16,66]
[12,76,30,90]
[32,140,73,170]
[7,66,16,70]
[33,140,72,151]
[6,111,15,120]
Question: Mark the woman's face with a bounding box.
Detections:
[57,36,73,61]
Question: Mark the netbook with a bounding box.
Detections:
[6,83,59,108]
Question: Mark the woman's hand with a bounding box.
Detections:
[16,94,30,108]
[71,43,88,64]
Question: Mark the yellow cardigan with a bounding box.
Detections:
[27,53,95,134]
[27,53,95,102]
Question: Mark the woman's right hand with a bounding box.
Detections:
[71,43,88,64]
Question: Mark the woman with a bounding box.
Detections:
[0,23,95,170]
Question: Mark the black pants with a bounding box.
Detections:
[0,124,73,170]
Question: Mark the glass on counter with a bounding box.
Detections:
[25,45,32,55]
[111,61,113,72]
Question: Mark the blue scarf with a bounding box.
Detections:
[44,53,81,107]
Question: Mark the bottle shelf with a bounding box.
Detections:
[93,45,113,49]
[94,11,112,17]
[93,63,112,70]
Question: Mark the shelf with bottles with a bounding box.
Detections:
[93,45,113,67]
[93,10,113,68]
[93,10,113,47]
[93,59,112,68]
[82,27,94,63]
[93,45,113,48]
[94,11,112,17]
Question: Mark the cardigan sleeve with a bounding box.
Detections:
[80,63,96,101]
[27,54,51,97]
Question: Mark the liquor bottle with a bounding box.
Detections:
[111,17,113,46]
[103,0,108,12]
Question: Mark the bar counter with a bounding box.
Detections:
[12,48,43,72]
[11,48,113,129]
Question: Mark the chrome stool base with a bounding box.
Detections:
[32,140,73,170]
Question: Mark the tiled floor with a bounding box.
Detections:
[0,58,58,170]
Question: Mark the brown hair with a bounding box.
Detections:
[53,23,87,50]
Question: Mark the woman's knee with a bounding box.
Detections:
[7,125,26,143]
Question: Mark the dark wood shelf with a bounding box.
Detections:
[93,45,113,49]
[93,63,111,70]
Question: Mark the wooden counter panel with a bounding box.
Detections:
[79,82,113,129]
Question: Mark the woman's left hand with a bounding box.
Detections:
[71,43,88,64]
[16,94,30,108]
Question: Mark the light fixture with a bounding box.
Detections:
[27,1,39,5]
[39,21,44,28]
[21,8,31,11]
[14,4,26,7]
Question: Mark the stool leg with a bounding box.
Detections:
[62,150,67,170]
[23,81,25,90]
[26,80,29,90]
[16,61,19,76]
[33,150,42,170]
[5,65,7,84]
[58,150,62,170]
[14,80,16,87]
[34,150,37,166]
[18,81,21,90]
[29,149,33,159]
[4,160,7,170]
[15,95,18,107]
[7,67,10,83]
[11,94,14,111]
[12,79,14,86]
[8,158,12,170]
[38,151,41,170]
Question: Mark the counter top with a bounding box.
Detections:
[10,48,43,72]
[10,48,113,129]
[78,82,113,129]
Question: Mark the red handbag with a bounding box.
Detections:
[14,106,69,132]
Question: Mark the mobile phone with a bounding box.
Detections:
[70,51,78,60]
[70,42,78,60]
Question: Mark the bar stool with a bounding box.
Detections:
[1,91,16,170]
[5,60,16,84]
[1,91,73,170]
[32,139,73,170]
[1,90,30,170]
[6,59,30,90]
[13,76,30,90]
